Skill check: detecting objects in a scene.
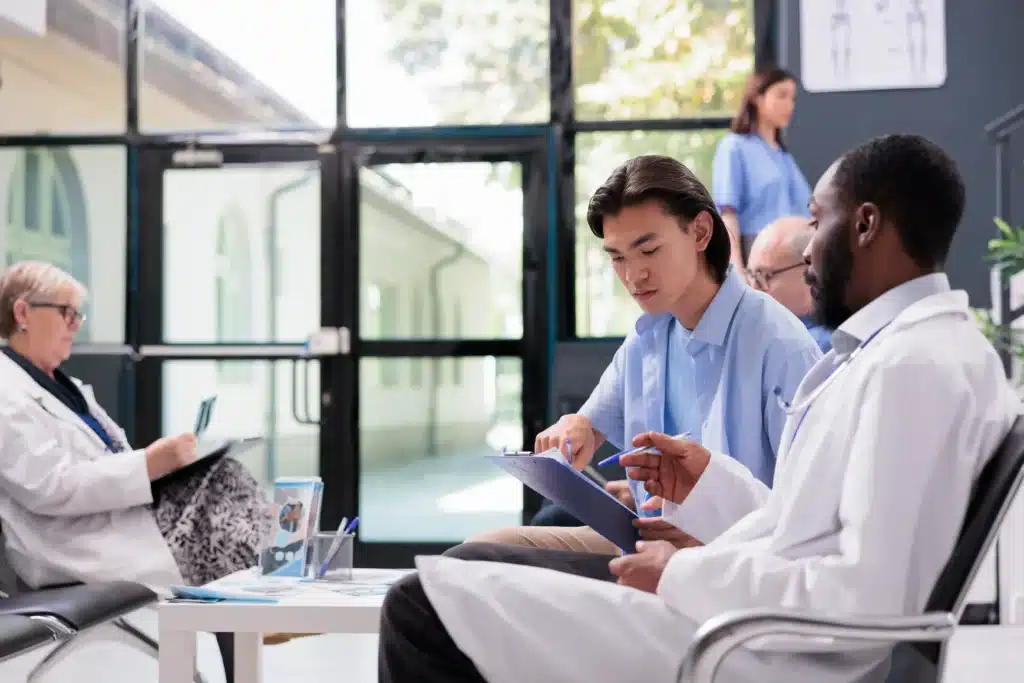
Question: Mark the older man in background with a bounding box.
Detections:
[746,215,832,352]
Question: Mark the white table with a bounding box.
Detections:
[157,568,410,683]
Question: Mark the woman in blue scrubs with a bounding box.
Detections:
[712,66,812,268]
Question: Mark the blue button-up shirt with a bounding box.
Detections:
[800,316,833,354]
[712,132,812,237]
[579,267,822,515]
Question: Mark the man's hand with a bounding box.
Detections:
[608,540,677,594]
[604,479,635,510]
[633,517,704,549]
[619,432,711,504]
[534,414,600,469]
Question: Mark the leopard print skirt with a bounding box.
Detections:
[152,458,268,586]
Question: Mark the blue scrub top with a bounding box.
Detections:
[711,132,812,238]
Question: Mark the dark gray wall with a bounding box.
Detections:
[779,0,1024,307]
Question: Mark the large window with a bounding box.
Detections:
[0,145,126,343]
[162,163,321,344]
[139,0,337,130]
[359,356,523,543]
[344,0,550,127]
[0,2,127,134]
[358,163,523,341]
[572,0,754,121]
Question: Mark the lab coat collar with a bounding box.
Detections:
[832,273,951,356]
[0,353,109,450]
[633,266,746,349]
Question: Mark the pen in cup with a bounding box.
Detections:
[315,516,359,580]
[596,432,692,468]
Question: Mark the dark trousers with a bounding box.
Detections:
[529,500,584,527]
[378,542,617,683]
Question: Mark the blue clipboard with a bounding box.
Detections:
[487,454,640,553]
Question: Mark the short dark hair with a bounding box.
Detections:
[833,134,965,269]
[586,154,731,283]
[731,66,797,149]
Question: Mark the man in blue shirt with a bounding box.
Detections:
[746,215,833,352]
[469,154,822,555]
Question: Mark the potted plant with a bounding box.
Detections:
[978,218,1024,374]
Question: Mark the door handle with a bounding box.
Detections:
[291,357,319,426]
[290,327,350,425]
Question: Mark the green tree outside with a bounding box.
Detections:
[371,0,754,335]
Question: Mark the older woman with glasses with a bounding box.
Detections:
[0,260,269,592]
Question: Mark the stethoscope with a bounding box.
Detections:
[774,323,890,438]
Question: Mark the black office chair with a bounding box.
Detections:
[0,614,59,664]
[0,580,161,681]
[678,414,1024,683]
[0,542,236,683]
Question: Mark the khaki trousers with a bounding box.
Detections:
[466,525,622,556]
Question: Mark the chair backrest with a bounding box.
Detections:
[926,414,1024,617]
[884,415,1024,683]
[901,414,1024,671]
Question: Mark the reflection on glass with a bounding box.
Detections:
[141,0,336,130]
[0,2,126,133]
[574,130,726,337]
[360,164,523,340]
[0,146,126,343]
[359,357,523,542]
[573,0,753,120]
[162,360,320,489]
[162,163,321,344]
[345,0,549,127]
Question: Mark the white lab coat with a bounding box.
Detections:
[418,285,1021,683]
[0,353,181,590]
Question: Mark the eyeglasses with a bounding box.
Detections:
[745,262,804,289]
[28,301,86,326]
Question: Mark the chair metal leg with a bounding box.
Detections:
[26,618,207,683]
[215,632,235,683]
[111,617,160,657]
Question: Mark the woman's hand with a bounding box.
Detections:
[145,433,198,481]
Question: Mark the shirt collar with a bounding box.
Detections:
[832,272,951,356]
[633,266,746,348]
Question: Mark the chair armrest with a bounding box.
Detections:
[677,608,957,683]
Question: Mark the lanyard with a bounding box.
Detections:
[778,323,891,443]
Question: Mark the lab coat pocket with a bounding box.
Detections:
[64,422,105,461]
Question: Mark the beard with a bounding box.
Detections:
[805,229,854,330]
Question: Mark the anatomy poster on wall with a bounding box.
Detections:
[800,0,946,93]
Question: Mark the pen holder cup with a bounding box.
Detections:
[307,531,355,582]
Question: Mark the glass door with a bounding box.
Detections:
[328,135,552,567]
[133,142,347,505]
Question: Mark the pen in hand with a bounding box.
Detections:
[597,432,692,468]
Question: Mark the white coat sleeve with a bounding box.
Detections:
[0,403,153,516]
[657,359,982,627]
[661,449,770,543]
